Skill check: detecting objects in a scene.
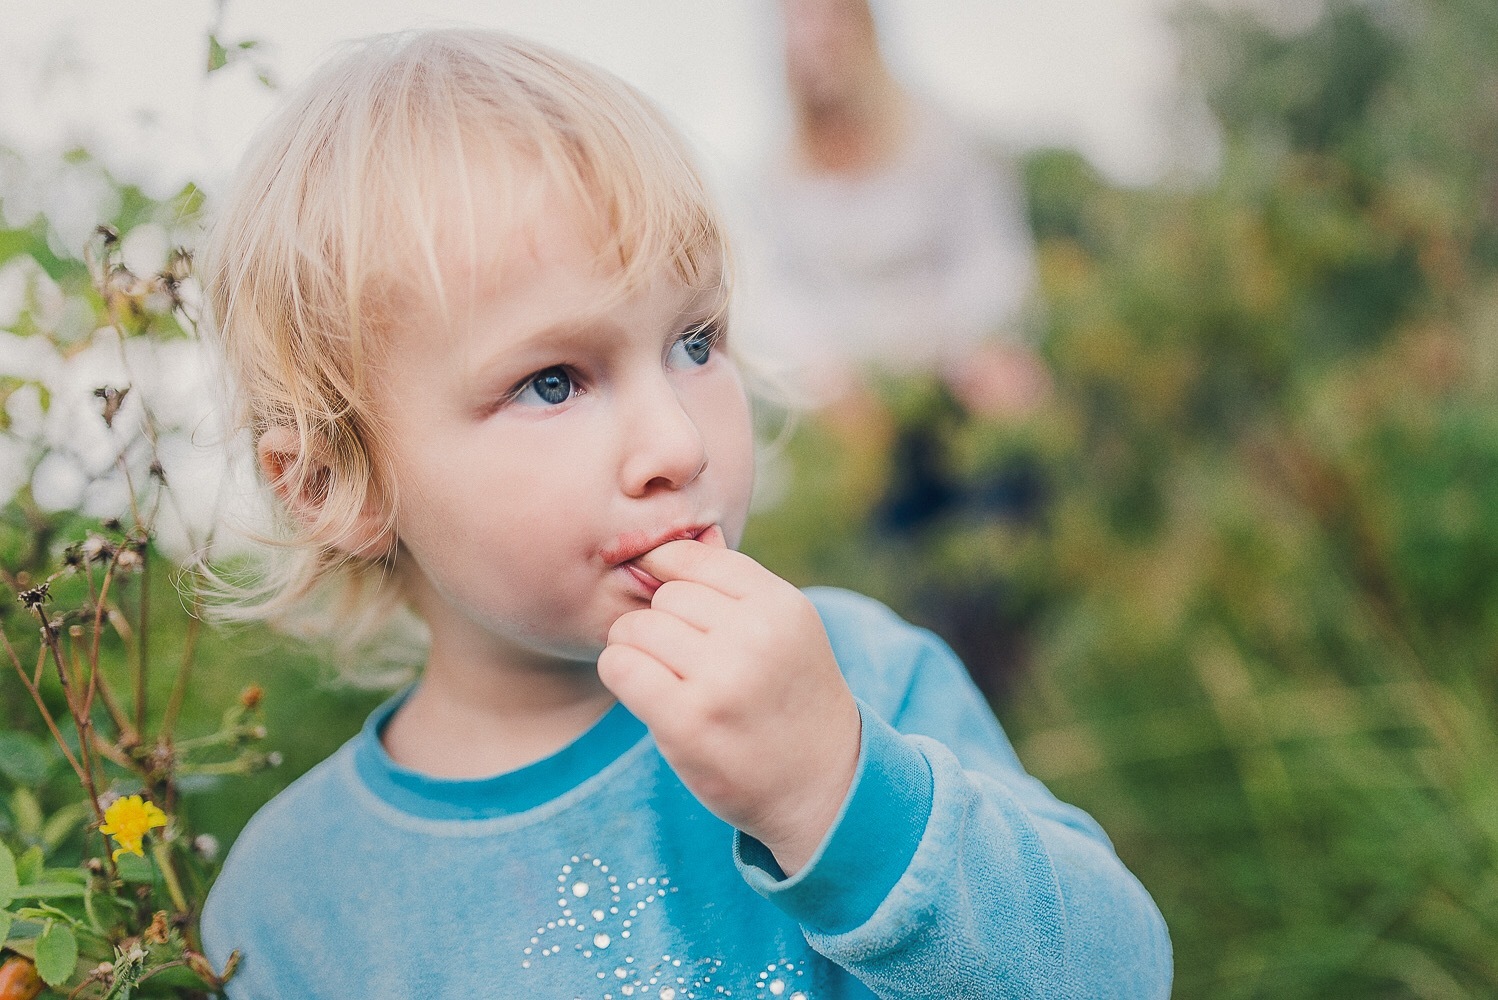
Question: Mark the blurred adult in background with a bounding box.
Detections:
[741,0,1048,419]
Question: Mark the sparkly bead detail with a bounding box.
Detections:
[521,853,810,998]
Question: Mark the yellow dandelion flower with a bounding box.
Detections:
[99,795,168,862]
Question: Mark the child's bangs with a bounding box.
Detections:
[358,32,729,327]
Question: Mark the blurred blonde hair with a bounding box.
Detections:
[200,29,732,667]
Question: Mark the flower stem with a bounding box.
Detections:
[151,840,190,916]
[134,543,150,738]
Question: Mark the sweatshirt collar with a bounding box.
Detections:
[353,685,647,821]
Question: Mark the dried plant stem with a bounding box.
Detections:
[89,733,133,770]
[89,666,135,748]
[135,544,150,737]
[2,628,87,782]
[150,840,190,915]
[25,608,127,884]
[67,628,84,687]
[34,607,109,834]
[89,561,140,745]
[12,655,119,884]
[160,607,201,744]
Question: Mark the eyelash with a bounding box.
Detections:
[501,321,726,410]
[668,320,725,368]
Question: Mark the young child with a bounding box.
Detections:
[199,30,1172,999]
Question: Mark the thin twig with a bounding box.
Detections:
[134,543,150,737]
[160,605,201,743]
[89,732,133,770]
[32,606,109,835]
[2,627,88,784]
[88,559,139,744]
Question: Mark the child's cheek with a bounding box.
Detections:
[714,381,757,543]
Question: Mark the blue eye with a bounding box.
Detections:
[518,367,576,407]
[668,323,719,369]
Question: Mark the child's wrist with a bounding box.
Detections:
[757,709,862,877]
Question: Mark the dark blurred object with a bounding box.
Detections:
[874,380,1049,536]
[873,381,963,536]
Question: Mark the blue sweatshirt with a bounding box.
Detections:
[201,587,1172,998]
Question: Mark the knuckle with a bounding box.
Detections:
[744,615,776,650]
[595,644,630,684]
[696,682,743,729]
[607,609,647,647]
[652,579,691,609]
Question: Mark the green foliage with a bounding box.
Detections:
[0,842,18,906]
[748,1,1498,996]
[33,923,76,987]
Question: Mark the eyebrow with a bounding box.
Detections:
[466,319,614,393]
[468,286,728,390]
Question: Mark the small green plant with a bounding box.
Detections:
[0,227,276,997]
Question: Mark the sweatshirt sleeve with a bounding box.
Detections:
[732,590,1173,999]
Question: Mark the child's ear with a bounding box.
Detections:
[256,425,396,560]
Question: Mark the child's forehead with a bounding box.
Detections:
[412,156,722,325]
[431,166,605,299]
[372,173,720,380]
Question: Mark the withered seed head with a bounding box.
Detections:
[145,910,171,945]
[18,584,49,609]
[93,385,130,428]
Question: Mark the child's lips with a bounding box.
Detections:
[623,560,665,597]
[603,524,714,567]
[612,524,717,597]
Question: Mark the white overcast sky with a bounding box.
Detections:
[0,0,1248,204]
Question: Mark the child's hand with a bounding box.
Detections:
[599,527,863,876]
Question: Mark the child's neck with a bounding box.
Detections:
[379,645,616,780]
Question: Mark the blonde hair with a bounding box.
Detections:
[201,29,732,665]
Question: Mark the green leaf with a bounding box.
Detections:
[207,34,229,73]
[2,933,36,960]
[172,182,205,218]
[0,731,53,787]
[9,788,43,841]
[13,882,86,900]
[0,909,11,944]
[41,800,91,854]
[0,379,13,430]
[34,921,77,987]
[0,841,16,906]
[14,845,42,884]
[114,852,155,884]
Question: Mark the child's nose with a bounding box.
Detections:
[618,377,709,497]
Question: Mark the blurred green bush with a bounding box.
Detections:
[748,1,1498,995]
